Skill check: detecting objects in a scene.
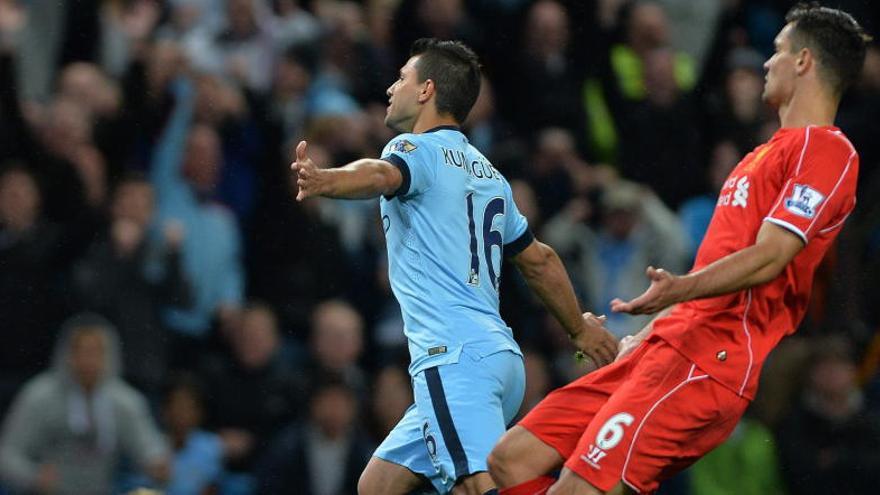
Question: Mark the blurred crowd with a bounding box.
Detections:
[0,0,879,494]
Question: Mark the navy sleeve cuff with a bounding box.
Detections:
[504,229,535,258]
[381,154,411,199]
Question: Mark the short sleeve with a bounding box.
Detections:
[380,134,437,198]
[502,178,533,257]
[764,128,858,244]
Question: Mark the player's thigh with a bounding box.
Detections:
[563,342,748,494]
[489,425,564,486]
[412,348,525,492]
[370,403,441,494]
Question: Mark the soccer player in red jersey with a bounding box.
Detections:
[487,4,872,495]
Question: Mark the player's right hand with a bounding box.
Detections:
[571,313,618,367]
[610,266,686,315]
[291,140,326,201]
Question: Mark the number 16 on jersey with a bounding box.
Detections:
[466,192,506,291]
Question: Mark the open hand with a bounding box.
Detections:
[291,140,327,201]
[610,266,687,315]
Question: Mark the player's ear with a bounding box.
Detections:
[795,47,812,76]
[418,79,435,104]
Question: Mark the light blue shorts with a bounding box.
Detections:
[374,347,525,493]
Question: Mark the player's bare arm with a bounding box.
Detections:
[512,239,618,366]
[291,140,403,201]
[611,221,804,315]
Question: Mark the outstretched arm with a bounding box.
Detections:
[612,221,804,315]
[512,239,618,366]
[291,141,403,200]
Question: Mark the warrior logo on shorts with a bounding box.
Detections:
[582,413,635,469]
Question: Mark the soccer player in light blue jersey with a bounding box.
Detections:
[292,38,618,495]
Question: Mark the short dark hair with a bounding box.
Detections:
[785,2,872,96]
[410,38,482,123]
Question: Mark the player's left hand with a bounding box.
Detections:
[610,266,690,315]
[291,140,327,201]
[571,313,618,367]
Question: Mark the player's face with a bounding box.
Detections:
[762,23,799,108]
[385,56,424,133]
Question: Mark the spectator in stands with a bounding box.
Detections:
[254,375,374,495]
[263,43,319,142]
[0,314,170,495]
[777,337,880,494]
[617,46,702,208]
[150,77,244,351]
[582,0,698,164]
[155,0,221,77]
[199,303,304,476]
[544,179,688,337]
[71,174,191,397]
[654,0,723,72]
[246,140,352,333]
[308,300,367,396]
[463,76,509,158]
[705,48,774,155]
[99,0,162,78]
[39,97,109,211]
[367,365,412,443]
[615,0,696,98]
[393,0,481,63]
[0,165,66,409]
[525,127,581,219]
[689,413,785,495]
[0,43,103,228]
[209,0,277,92]
[508,0,585,145]
[163,374,224,495]
[192,73,261,221]
[269,0,321,49]
[56,62,129,180]
[839,44,880,181]
[316,1,392,106]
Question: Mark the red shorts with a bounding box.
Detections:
[518,336,749,494]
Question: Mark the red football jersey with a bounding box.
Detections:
[653,125,859,400]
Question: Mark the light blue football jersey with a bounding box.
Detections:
[379,126,533,376]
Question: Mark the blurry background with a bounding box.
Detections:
[0,0,878,494]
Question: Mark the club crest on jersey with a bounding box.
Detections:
[785,184,825,219]
[392,139,418,153]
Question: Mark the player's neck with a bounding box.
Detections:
[777,86,838,129]
[411,110,459,134]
